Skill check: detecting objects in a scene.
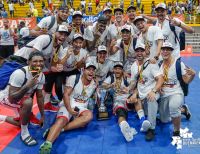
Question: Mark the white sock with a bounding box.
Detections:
[119,121,129,131]
[137,109,145,119]
[21,124,30,140]
[0,115,7,121]
[44,93,51,104]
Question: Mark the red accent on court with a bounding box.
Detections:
[0,96,39,152]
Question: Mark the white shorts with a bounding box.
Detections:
[113,94,129,114]
[57,101,89,122]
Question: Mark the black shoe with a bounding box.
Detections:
[182,104,191,120]
[173,130,180,137]
[145,129,155,141]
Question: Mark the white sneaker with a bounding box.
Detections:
[121,124,134,142]
[129,127,138,136]
[140,120,151,132]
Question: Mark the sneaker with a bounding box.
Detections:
[182,104,191,120]
[145,129,155,141]
[44,102,58,112]
[173,130,180,137]
[43,128,50,139]
[30,113,40,126]
[140,120,151,132]
[121,124,134,142]
[129,127,138,136]
[39,141,52,154]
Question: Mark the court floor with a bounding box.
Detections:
[0,56,200,154]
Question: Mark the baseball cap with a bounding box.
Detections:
[155,3,167,11]
[133,16,145,25]
[135,43,145,51]
[114,7,124,14]
[127,5,136,12]
[73,33,84,41]
[97,15,108,24]
[161,42,174,51]
[56,25,69,33]
[58,6,68,11]
[72,11,83,18]
[85,62,96,69]
[113,62,123,68]
[121,24,132,32]
[97,45,107,52]
[103,7,112,13]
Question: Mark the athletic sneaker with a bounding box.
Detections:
[30,113,40,126]
[129,127,138,136]
[121,124,134,142]
[145,129,155,141]
[39,141,52,154]
[182,104,191,120]
[140,118,151,132]
[50,96,60,105]
[44,102,58,112]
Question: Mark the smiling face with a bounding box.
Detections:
[161,47,173,60]
[156,8,167,22]
[58,9,69,22]
[83,66,96,81]
[97,22,107,33]
[127,9,136,20]
[115,11,123,22]
[72,16,82,26]
[72,38,83,51]
[135,48,146,61]
[55,31,68,45]
[97,51,107,63]
[113,66,123,78]
[121,30,131,42]
[103,10,112,21]
[28,55,44,76]
[135,20,147,33]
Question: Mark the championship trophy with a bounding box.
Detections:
[96,87,109,120]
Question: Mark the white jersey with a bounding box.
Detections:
[0,28,14,45]
[87,56,114,82]
[131,60,162,99]
[19,27,30,38]
[159,58,186,97]
[37,15,68,35]
[83,22,109,56]
[138,26,163,59]
[154,17,184,58]
[59,47,88,72]
[64,75,96,108]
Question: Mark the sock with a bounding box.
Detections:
[21,124,30,140]
[44,93,51,104]
[0,115,7,121]
[119,120,129,132]
[137,109,145,120]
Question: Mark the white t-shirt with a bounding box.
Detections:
[137,26,163,59]
[83,22,109,56]
[131,60,162,99]
[159,59,186,97]
[154,17,184,58]
[59,47,88,72]
[9,66,45,95]
[108,23,136,40]
[0,28,14,45]
[87,56,114,82]
[37,15,67,35]
[19,27,30,38]
[15,35,53,60]
[65,75,96,108]
[8,3,14,11]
